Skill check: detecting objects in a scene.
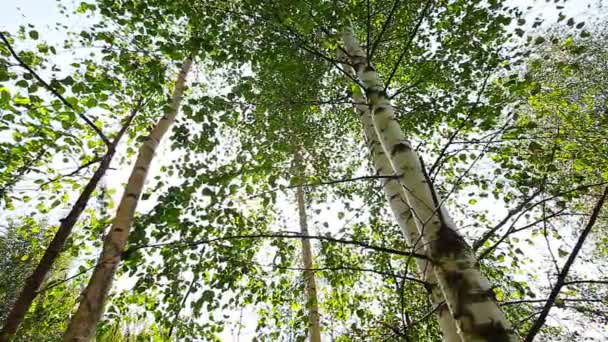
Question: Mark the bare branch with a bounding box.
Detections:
[384,0,433,91]
[476,181,606,254]
[524,186,608,342]
[126,232,433,262]
[247,174,399,199]
[278,265,430,287]
[39,157,103,188]
[368,0,402,61]
[563,279,608,286]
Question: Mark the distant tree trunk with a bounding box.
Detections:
[168,275,197,338]
[294,153,322,342]
[0,101,142,342]
[63,51,196,341]
[342,28,517,342]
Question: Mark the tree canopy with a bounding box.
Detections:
[0,0,607,341]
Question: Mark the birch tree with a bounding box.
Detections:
[63,40,198,340]
[0,16,167,340]
[2,0,607,341]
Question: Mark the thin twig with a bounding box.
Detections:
[524,186,608,342]
[39,157,103,188]
[126,233,433,262]
[247,174,399,199]
[368,0,402,61]
[278,265,429,287]
[384,0,433,91]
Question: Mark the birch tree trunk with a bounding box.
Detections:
[294,153,322,342]
[348,83,459,342]
[342,28,517,342]
[0,102,141,342]
[63,53,196,341]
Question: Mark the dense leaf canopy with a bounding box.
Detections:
[0,0,606,341]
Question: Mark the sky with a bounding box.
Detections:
[1,0,607,341]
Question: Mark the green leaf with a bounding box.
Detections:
[14,96,30,105]
[534,36,545,45]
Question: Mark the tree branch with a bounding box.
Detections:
[524,186,608,342]
[475,181,606,253]
[384,0,433,91]
[126,233,433,262]
[39,157,103,188]
[278,265,430,287]
[0,32,110,146]
[368,0,402,61]
[247,174,399,199]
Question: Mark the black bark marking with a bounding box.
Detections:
[373,105,388,116]
[148,136,160,144]
[473,320,511,342]
[433,225,468,259]
[445,271,509,341]
[365,87,388,99]
[445,271,476,328]
[126,193,139,200]
[486,287,498,302]
[438,301,450,314]
[391,143,411,157]
[142,143,156,153]
[417,155,470,259]
[354,62,367,72]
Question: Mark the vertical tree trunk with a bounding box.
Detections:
[63,52,196,341]
[342,28,517,342]
[0,101,141,342]
[360,104,460,342]
[294,153,322,342]
[347,81,459,342]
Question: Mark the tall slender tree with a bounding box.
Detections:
[0,100,140,341]
[0,27,155,340]
[294,153,322,342]
[344,65,460,341]
[63,41,199,341]
[342,27,517,341]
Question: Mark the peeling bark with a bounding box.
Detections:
[342,28,516,342]
[62,53,196,341]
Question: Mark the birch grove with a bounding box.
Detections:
[0,0,607,341]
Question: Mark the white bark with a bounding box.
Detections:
[63,54,196,341]
[352,85,459,342]
[342,28,517,342]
